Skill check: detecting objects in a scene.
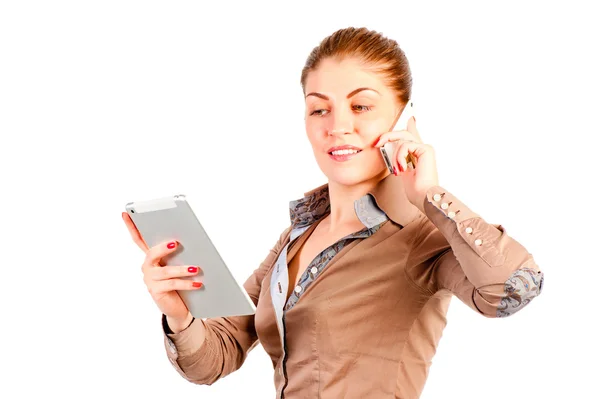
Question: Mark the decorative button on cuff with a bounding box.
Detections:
[448,211,456,218]
[433,193,442,202]
[474,239,483,246]
[310,267,318,274]
[294,285,302,293]
[465,227,473,234]
[441,202,449,210]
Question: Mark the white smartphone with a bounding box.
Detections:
[125,195,256,319]
[380,99,416,173]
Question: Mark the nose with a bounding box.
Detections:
[329,127,350,136]
[328,112,353,136]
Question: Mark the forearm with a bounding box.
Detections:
[421,185,544,316]
[164,316,219,385]
[162,226,290,384]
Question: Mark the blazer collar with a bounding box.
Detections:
[288,174,421,229]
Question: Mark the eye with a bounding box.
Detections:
[310,109,329,116]
[352,105,372,113]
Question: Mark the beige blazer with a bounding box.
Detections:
[162,175,543,398]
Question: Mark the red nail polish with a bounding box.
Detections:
[192,282,202,288]
[167,242,176,249]
[393,166,398,175]
[188,266,198,273]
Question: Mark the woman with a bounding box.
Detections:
[122,27,543,398]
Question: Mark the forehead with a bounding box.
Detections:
[304,57,391,98]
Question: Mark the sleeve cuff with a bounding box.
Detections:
[163,315,208,358]
[423,186,506,267]
[423,185,480,224]
[162,313,195,335]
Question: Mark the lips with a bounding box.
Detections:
[327,144,362,156]
[327,144,362,162]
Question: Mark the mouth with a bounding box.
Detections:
[327,145,363,162]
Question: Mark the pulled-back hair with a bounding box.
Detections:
[301,27,412,106]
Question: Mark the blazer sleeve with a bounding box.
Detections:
[407,186,544,318]
[162,226,291,384]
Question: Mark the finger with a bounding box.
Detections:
[406,116,423,142]
[142,240,179,270]
[394,141,423,173]
[406,152,418,170]
[375,132,395,147]
[400,118,422,169]
[393,142,407,173]
[148,278,203,296]
[399,143,418,171]
[122,212,149,252]
[375,129,421,147]
[147,264,202,281]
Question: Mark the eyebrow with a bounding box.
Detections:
[305,87,380,100]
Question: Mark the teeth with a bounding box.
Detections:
[331,149,359,156]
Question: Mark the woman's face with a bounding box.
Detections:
[304,57,402,187]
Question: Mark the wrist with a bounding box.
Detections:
[166,312,194,334]
[413,189,430,214]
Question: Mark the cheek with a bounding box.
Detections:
[305,124,324,150]
[358,120,390,139]
[362,148,386,169]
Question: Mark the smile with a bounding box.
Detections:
[330,149,361,156]
[327,145,363,162]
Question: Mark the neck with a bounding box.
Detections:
[325,170,389,232]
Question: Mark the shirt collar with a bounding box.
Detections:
[288,174,421,230]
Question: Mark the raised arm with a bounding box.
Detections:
[163,226,291,384]
[407,186,543,317]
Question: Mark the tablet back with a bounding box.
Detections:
[125,195,256,319]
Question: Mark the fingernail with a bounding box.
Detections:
[167,242,176,249]
[188,266,198,273]
[412,116,416,123]
[393,166,398,175]
[192,282,202,288]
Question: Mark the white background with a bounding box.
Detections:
[1,1,598,398]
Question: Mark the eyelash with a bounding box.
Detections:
[310,105,373,116]
[352,105,372,113]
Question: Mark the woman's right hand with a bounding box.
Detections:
[122,212,203,331]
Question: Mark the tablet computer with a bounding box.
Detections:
[125,195,256,319]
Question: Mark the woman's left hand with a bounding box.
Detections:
[375,116,439,214]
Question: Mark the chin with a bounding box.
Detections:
[313,150,389,187]
[320,164,387,187]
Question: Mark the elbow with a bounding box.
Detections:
[175,365,222,386]
[473,267,544,318]
[185,376,219,387]
[175,347,246,386]
[495,268,544,318]
[168,352,225,386]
